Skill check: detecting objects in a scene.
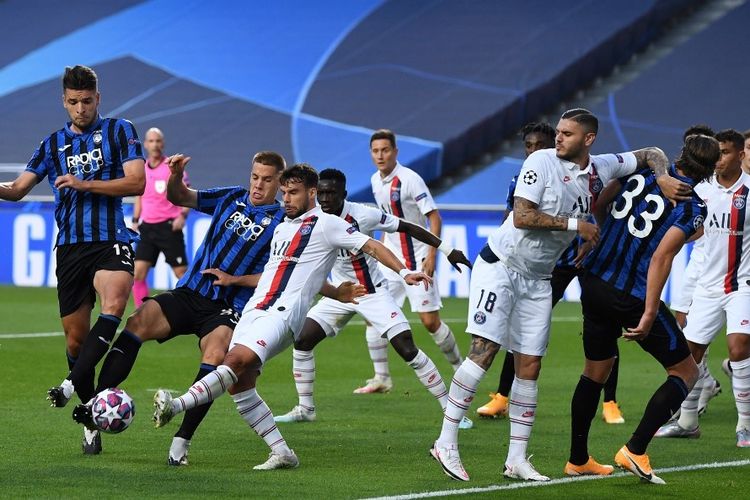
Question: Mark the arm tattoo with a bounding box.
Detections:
[467,336,501,370]
[632,147,669,177]
[513,197,568,230]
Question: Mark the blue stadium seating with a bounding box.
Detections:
[0,0,700,201]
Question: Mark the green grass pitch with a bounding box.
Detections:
[1,285,747,498]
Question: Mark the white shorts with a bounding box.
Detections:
[307,284,410,341]
[683,289,750,345]
[465,257,552,356]
[229,309,293,365]
[380,263,442,313]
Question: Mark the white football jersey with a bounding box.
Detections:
[489,148,637,279]
[243,206,371,336]
[371,163,437,270]
[693,172,750,296]
[330,201,401,292]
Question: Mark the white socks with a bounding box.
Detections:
[173,364,237,414]
[507,377,538,465]
[731,357,750,432]
[408,349,448,409]
[678,358,706,430]
[438,359,485,445]
[232,388,290,454]
[292,349,316,412]
[366,325,391,379]
[430,321,462,370]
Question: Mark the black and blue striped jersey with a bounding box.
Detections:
[585,166,706,300]
[176,186,284,312]
[25,116,143,246]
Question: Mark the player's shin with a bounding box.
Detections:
[677,360,705,431]
[233,388,291,454]
[175,363,217,440]
[629,375,689,454]
[365,325,390,379]
[431,321,462,370]
[437,359,485,445]
[507,377,539,465]
[570,375,604,465]
[292,349,316,411]
[731,356,750,432]
[67,314,122,399]
[408,350,448,408]
[96,330,142,392]
[173,364,237,414]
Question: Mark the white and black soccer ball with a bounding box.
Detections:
[92,387,135,434]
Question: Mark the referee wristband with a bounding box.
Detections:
[437,241,453,256]
[398,268,411,280]
[567,218,578,232]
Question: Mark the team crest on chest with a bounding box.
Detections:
[733,195,746,210]
[590,178,603,193]
[154,180,166,194]
[93,130,102,145]
[391,190,400,202]
[299,223,314,235]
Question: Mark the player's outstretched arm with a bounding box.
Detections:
[54,158,145,196]
[0,171,39,201]
[201,268,260,288]
[166,154,198,208]
[319,281,367,304]
[361,239,432,290]
[625,227,687,340]
[632,147,691,204]
[396,220,472,271]
[513,196,599,244]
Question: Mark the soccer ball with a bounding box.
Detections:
[91,387,135,434]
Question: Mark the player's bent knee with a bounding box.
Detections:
[727,334,750,361]
[669,356,700,389]
[390,331,417,361]
[420,314,441,333]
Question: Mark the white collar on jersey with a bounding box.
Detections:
[558,155,594,176]
[378,162,403,183]
[711,171,750,193]
[286,204,322,223]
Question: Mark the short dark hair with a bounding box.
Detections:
[743,129,750,140]
[682,124,714,141]
[370,129,396,148]
[560,108,598,134]
[252,151,286,172]
[715,129,745,152]
[280,163,318,188]
[520,122,555,142]
[319,168,347,186]
[675,134,719,183]
[62,65,98,91]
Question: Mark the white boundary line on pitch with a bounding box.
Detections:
[0,317,582,340]
[360,459,750,500]
[0,331,64,339]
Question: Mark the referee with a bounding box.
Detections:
[131,127,189,306]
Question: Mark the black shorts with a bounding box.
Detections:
[134,221,188,267]
[551,265,583,306]
[149,287,240,342]
[580,272,690,368]
[56,241,135,317]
